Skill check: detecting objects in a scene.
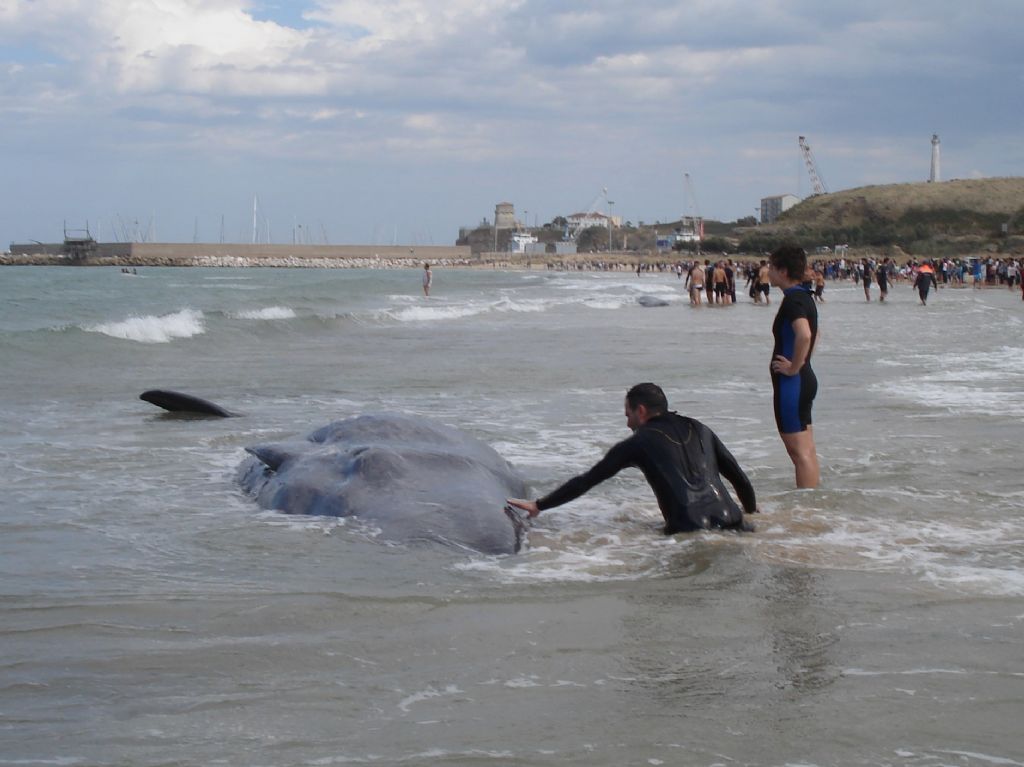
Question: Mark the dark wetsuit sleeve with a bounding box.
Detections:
[536,438,638,511]
[711,431,757,513]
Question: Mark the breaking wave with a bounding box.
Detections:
[230,306,298,320]
[83,308,205,343]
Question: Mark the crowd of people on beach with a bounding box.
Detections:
[662,254,1024,306]
[538,253,1024,304]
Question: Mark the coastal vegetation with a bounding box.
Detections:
[738,177,1024,257]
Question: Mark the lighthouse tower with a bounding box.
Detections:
[929,134,941,183]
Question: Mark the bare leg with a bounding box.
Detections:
[780,427,819,488]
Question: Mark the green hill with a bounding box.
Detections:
[743,177,1024,257]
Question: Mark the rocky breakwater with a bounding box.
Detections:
[187,254,471,269]
[2,242,475,268]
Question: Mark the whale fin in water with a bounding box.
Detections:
[244,443,305,472]
[140,389,236,417]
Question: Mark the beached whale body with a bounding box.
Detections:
[637,295,671,307]
[237,413,529,554]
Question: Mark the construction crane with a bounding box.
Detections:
[798,136,828,196]
[566,186,609,241]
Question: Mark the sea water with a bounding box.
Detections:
[1,265,1022,766]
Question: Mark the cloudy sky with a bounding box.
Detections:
[2,0,1021,247]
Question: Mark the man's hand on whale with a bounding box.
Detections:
[506,498,540,518]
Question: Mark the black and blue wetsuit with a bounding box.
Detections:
[771,286,818,434]
[536,413,756,534]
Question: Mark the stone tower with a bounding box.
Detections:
[494,202,515,230]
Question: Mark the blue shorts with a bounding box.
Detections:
[773,367,817,434]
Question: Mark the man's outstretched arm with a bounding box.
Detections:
[508,438,637,518]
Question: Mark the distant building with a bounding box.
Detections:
[655,217,703,252]
[566,211,621,231]
[495,202,516,230]
[655,233,698,252]
[760,194,800,224]
[509,231,540,253]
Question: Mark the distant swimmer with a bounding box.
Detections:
[768,245,820,489]
[422,263,433,297]
[506,383,759,534]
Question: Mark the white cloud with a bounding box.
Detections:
[2,0,314,95]
[307,0,516,45]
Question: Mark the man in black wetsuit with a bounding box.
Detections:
[877,257,890,302]
[506,383,759,533]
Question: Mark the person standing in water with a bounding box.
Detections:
[877,257,890,302]
[768,245,820,488]
[686,260,705,306]
[913,261,937,305]
[757,260,772,305]
[861,258,874,301]
[422,263,433,297]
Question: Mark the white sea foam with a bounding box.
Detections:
[933,750,1024,767]
[386,295,559,322]
[252,509,349,535]
[457,522,705,584]
[83,308,205,343]
[389,303,490,322]
[880,380,1024,416]
[749,507,1024,597]
[550,276,675,292]
[875,345,1024,416]
[231,306,297,320]
[378,284,682,322]
[583,297,627,310]
[398,684,463,713]
[494,297,548,313]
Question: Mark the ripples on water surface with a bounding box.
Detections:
[1,266,1022,766]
